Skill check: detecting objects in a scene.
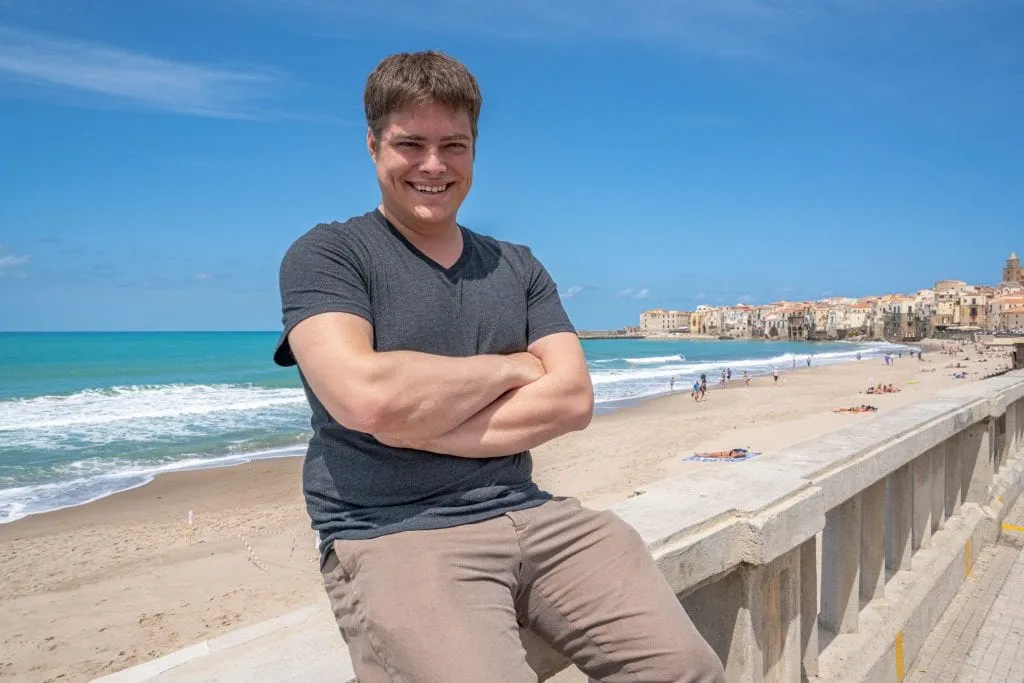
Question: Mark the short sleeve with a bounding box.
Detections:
[273,227,372,366]
[524,249,576,345]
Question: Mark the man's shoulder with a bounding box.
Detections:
[291,210,382,250]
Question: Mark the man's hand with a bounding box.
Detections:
[507,351,545,384]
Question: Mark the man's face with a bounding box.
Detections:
[369,101,474,232]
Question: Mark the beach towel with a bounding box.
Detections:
[686,448,761,463]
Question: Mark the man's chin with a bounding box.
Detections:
[411,207,456,224]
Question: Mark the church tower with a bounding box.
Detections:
[1004,251,1022,285]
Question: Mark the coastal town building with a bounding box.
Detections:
[639,308,690,333]
[959,287,990,329]
[785,304,811,340]
[722,305,754,338]
[847,302,872,337]
[810,305,830,340]
[990,295,1024,332]
[762,311,787,339]
[1003,251,1022,286]
[636,250,1019,340]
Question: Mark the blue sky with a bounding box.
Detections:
[1,0,1022,331]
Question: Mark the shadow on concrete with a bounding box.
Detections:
[682,569,743,674]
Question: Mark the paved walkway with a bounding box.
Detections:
[908,502,1024,683]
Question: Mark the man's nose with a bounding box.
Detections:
[420,148,446,174]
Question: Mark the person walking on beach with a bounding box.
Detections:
[773,366,780,383]
[692,379,701,401]
[700,373,708,400]
[743,370,750,386]
[669,376,675,392]
[274,52,724,683]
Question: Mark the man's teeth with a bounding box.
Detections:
[413,184,448,193]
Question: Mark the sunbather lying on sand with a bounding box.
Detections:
[834,405,878,413]
[698,448,751,459]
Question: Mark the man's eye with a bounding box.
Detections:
[397,141,419,148]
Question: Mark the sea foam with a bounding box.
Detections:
[0,383,308,450]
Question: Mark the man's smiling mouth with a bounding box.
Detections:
[408,182,453,194]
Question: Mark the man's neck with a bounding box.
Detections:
[379,205,459,242]
[379,204,463,268]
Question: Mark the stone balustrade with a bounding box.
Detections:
[525,370,1024,682]
[97,370,1024,682]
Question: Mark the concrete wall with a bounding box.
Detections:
[526,370,1024,682]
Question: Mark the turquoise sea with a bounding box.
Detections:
[0,332,910,522]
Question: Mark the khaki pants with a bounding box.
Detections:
[322,497,725,682]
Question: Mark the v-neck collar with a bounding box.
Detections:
[374,209,472,279]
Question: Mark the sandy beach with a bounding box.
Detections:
[0,344,1014,682]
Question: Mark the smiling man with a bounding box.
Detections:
[274,51,725,682]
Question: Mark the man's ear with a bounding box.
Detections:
[367,129,377,162]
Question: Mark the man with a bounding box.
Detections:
[275,51,724,682]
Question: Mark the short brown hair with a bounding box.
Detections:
[364,51,483,141]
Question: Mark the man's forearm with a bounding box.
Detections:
[352,350,540,438]
[382,372,593,458]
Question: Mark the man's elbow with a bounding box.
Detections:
[564,385,594,432]
[322,389,393,434]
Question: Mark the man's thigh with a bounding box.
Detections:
[322,518,536,683]
[515,498,726,683]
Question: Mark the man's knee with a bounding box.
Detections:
[686,639,727,683]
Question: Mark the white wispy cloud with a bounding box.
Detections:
[560,285,584,299]
[0,26,280,118]
[616,288,650,300]
[194,272,213,281]
[694,292,707,300]
[0,244,30,269]
[737,294,755,304]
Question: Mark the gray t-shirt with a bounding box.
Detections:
[274,209,576,564]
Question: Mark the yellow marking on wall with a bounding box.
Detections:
[895,631,906,682]
[965,538,973,577]
[1002,523,1024,533]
